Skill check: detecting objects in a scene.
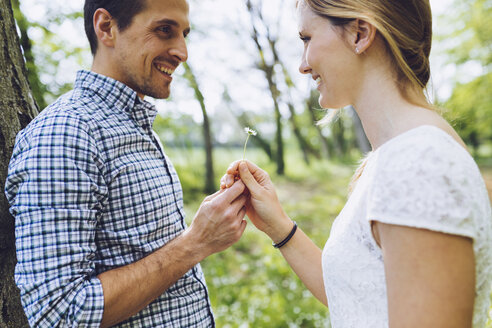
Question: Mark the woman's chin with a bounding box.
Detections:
[319,94,348,110]
[318,96,335,109]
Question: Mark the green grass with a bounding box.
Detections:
[164,147,350,327]
[164,146,492,327]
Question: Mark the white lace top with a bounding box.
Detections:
[322,125,492,328]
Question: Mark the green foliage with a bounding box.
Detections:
[444,72,492,155]
[167,147,353,327]
[12,3,88,109]
[153,113,204,148]
[168,146,492,326]
[442,0,492,68]
[438,0,492,157]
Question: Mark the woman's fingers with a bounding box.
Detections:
[220,173,237,189]
[223,160,271,194]
[242,160,269,185]
[226,160,242,175]
[238,161,263,195]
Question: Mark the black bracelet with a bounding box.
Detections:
[272,221,297,249]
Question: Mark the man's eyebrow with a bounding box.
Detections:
[155,18,191,33]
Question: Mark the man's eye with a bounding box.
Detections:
[158,26,171,34]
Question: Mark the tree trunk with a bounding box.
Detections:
[286,103,310,164]
[246,0,285,175]
[236,114,273,160]
[268,73,285,175]
[349,106,371,153]
[183,62,215,194]
[332,118,346,157]
[271,41,319,163]
[221,88,274,160]
[306,101,331,160]
[0,0,38,326]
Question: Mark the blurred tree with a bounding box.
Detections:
[443,0,491,68]
[275,54,321,163]
[222,87,274,160]
[305,90,332,159]
[444,73,492,154]
[348,106,371,154]
[11,0,46,110]
[245,0,285,174]
[12,1,86,107]
[183,62,216,193]
[442,0,492,153]
[0,0,38,326]
[267,24,320,164]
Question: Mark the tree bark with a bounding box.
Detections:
[0,0,38,326]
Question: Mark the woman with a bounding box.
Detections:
[221,0,492,327]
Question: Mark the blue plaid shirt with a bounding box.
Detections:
[5,70,215,327]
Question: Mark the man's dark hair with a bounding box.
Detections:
[84,0,147,55]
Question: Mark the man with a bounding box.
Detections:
[4,0,248,327]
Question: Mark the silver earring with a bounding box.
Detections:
[355,47,360,54]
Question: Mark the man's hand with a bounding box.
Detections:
[98,180,248,327]
[184,180,248,259]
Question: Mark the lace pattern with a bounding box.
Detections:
[322,126,492,328]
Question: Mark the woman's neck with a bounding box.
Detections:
[352,67,432,150]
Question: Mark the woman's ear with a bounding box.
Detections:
[93,8,116,49]
[352,19,377,55]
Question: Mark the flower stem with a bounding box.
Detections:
[243,135,250,160]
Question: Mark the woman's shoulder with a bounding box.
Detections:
[367,124,487,212]
[373,125,475,172]
[366,125,490,240]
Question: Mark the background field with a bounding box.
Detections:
[166,147,492,328]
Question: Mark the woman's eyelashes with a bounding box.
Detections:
[299,33,311,43]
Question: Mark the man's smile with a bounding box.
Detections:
[154,62,175,80]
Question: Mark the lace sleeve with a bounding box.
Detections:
[366,131,480,240]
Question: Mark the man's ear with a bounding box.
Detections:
[93,8,116,49]
[351,19,377,54]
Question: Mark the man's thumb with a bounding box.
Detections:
[238,161,260,194]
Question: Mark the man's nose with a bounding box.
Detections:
[170,38,188,62]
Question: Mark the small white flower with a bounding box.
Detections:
[244,127,257,136]
[243,127,257,160]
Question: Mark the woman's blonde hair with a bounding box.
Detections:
[300,0,433,104]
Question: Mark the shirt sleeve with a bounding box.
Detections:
[5,111,107,327]
[366,134,478,240]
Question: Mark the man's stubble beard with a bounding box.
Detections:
[118,51,171,100]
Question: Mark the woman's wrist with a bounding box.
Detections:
[272,222,297,248]
[266,214,296,244]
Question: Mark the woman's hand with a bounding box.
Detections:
[221,160,293,243]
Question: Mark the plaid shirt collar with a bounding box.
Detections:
[74,70,158,130]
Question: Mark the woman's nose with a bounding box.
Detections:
[299,57,311,75]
